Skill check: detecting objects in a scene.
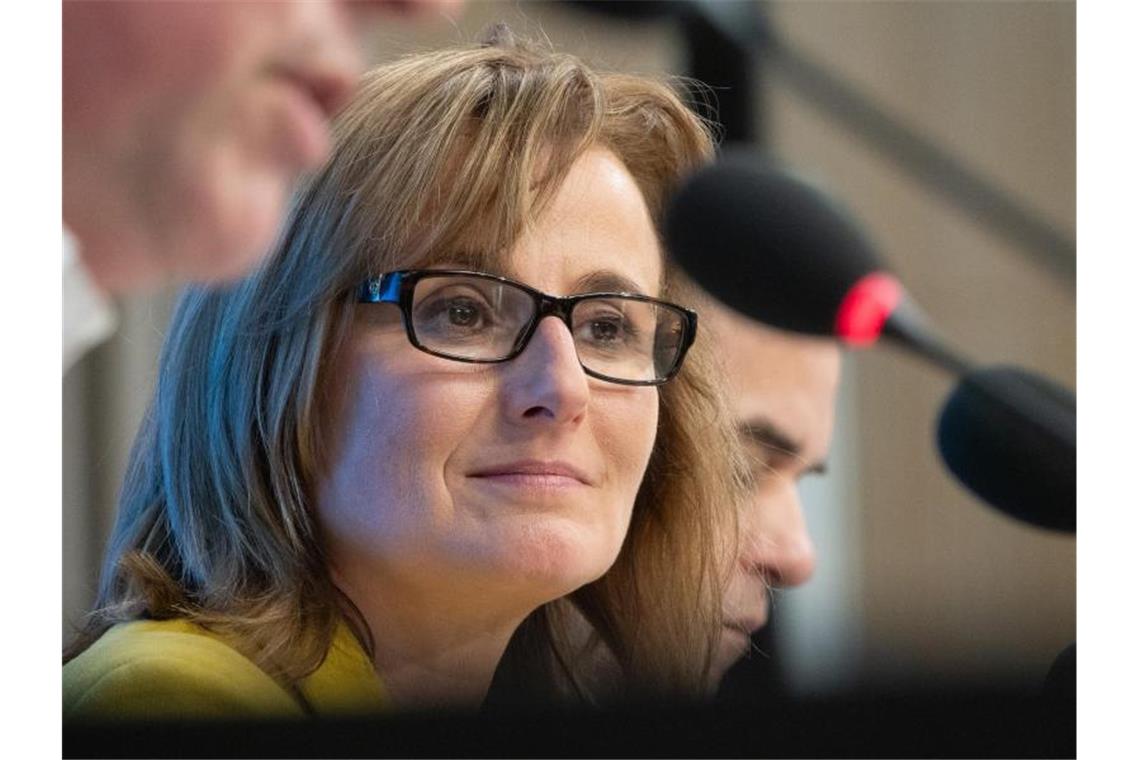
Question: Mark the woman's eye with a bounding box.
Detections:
[578,313,634,349]
[417,293,494,336]
[589,317,623,342]
[445,299,482,327]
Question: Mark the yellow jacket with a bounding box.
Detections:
[63,618,387,720]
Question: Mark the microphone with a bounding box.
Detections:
[665,150,1075,532]
[937,367,1075,532]
[665,151,970,374]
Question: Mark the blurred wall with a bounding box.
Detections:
[63,0,1074,692]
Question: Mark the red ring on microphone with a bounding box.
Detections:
[834,272,902,346]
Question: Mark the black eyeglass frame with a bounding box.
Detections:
[358,269,699,386]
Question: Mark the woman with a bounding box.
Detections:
[64,29,746,718]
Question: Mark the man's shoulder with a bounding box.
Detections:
[63,619,303,721]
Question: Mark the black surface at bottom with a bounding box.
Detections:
[64,689,1074,759]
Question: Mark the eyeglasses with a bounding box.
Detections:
[358,269,698,386]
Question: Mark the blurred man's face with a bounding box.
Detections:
[62,0,460,293]
[709,307,841,683]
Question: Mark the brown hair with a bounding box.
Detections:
[68,31,746,700]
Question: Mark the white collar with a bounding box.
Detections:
[63,228,117,373]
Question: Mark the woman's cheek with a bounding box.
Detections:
[596,389,660,498]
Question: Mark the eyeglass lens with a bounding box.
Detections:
[409,274,685,383]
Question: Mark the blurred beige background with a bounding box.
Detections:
[63,0,1075,693]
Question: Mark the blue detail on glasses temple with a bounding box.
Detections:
[361,272,402,303]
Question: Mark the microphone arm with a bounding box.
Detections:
[881,298,975,377]
[681,0,1076,284]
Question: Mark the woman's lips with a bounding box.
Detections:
[472,473,585,489]
[468,460,594,489]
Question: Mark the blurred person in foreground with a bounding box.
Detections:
[63,0,462,372]
[63,31,746,719]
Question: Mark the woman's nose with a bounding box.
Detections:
[501,316,589,425]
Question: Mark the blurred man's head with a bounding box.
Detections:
[708,303,841,682]
[63,0,460,294]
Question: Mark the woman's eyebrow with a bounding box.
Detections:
[573,269,649,295]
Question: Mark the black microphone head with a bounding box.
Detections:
[937,366,1076,532]
[665,150,884,337]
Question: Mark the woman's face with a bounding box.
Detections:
[317,148,663,606]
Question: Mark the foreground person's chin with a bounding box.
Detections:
[178,175,289,285]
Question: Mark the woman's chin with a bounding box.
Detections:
[485,516,622,598]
